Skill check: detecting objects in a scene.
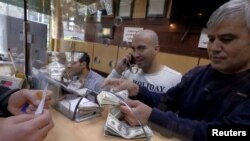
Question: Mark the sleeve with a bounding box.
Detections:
[132,66,199,111]
[94,77,105,93]
[106,69,122,79]
[149,99,250,141]
[156,66,204,112]
[130,86,162,107]
[0,86,20,117]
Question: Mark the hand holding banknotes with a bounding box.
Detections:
[120,100,152,126]
[102,79,139,97]
[97,85,153,140]
[97,90,128,106]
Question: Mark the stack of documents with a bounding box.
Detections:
[57,92,102,122]
[44,75,88,96]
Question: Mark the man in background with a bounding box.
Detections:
[107,29,182,93]
[62,52,104,92]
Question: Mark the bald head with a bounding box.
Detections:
[133,29,159,46]
[131,29,160,72]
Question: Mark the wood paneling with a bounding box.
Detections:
[198,58,210,66]
[74,41,95,67]
[157,52,199,74]
[84,18,208,58]
[92,43,118,73]
[133,0,147,18]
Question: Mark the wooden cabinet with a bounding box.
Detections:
[92,43,118,73]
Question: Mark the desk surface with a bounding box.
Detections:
[45,108,181,141]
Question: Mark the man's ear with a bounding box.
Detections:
[155,45,160,52]
[81,61,87,68]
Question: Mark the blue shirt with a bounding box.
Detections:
[83,69,104,93]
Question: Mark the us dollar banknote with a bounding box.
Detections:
[105,113,153,139]
[97,90,128,106]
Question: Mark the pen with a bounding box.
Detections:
[20,90,44,113]
[21,103,29,113]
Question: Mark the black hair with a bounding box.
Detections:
[78,52,90,70]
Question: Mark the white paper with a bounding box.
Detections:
[35,83,48,115]
[198,28,209,48]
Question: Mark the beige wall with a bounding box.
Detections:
[157,52,199,74]
[92,43,118,73]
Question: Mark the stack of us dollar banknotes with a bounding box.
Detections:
[97,90,153,139]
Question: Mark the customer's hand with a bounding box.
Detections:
[102,79,139,97]
[119,100,152,126]
[8,89,53,115]
[0,109,54,141]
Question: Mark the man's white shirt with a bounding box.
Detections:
[107,66,182,93]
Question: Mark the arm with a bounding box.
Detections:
[123,67,214,140]
[106,69,123,79]
[149,99,250,141]
[106,53,133,79]
[0,86,20,117]
[130,86,162,108]
[132,71,192,112]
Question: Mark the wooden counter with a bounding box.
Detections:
[44,108,181,141]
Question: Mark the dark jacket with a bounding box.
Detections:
[132,65,250,141]
[0,86,19,117]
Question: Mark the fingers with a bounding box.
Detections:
[10,114,35,124]
[112,82,128,92]
[19,110,54,141]
[102,79,121,89]
[116,53,133,74]
[120,105,137,126]
[124,116,139,126]
[120,100,141,126]
[20,89,41,106]
[33,109,53,129]
[124,99,139,107]
[45,90,53,106]
[111,79,132,92]
[23,89,53,108]
[36,120,54,141]
[123,54,132,64]
[119,100,138,117]
[102,79,138,96]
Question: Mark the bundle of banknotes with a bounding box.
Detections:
[97,90,153,139]
[97,90,128,106]
[104,111,153,139]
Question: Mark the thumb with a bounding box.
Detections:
[10,114,35,124]
[124,99,138,107]
[112,80,127,92]
[119,100,137,116]
[101,79,119,89]
[26,91,42,106]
